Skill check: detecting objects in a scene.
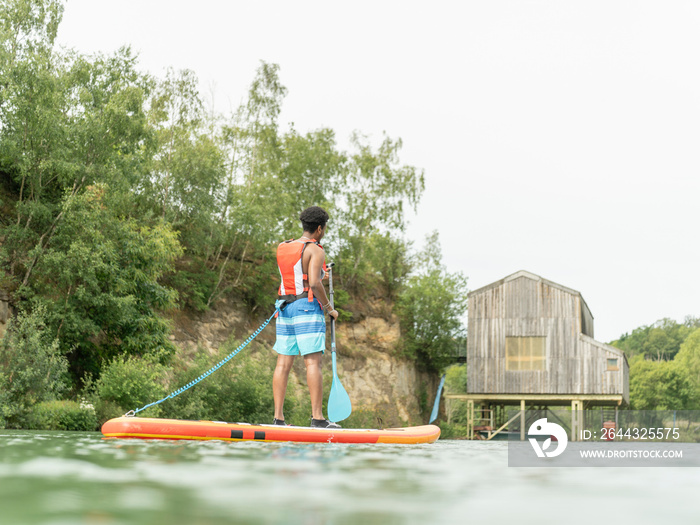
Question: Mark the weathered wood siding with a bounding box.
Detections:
[579,335,629,403]
[580,298,594,338]
[467,272,628,399]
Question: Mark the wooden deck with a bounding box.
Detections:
[445,393,624,441]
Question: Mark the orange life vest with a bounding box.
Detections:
[276,239,327,303]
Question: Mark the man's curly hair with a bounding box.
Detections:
[300,206,329,233]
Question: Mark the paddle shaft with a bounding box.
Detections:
[325,262,352,422]
[328,263,336,349]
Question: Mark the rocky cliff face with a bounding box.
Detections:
[169,297,436,427]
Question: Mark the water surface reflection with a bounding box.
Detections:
[0,430,696,524]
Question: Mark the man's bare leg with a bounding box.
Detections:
[273,354,295,420]
[304,352,324,420]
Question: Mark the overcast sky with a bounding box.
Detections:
[56,1,699,343]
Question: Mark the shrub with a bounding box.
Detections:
[25,400,98,431]
[342,405,398,429]
[0,306,68,428]
[161,347,289,425]
[89,355,168,423]
[438,422,470,440]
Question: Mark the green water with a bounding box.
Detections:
[0,430,697,525]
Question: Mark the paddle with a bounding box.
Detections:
[326,262,352,422]
[429,374,446,424]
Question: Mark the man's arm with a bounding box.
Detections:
[307,245,338,319]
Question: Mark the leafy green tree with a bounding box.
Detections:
[360,232,411,300]
[335,133,424,295]
[0,305,68,428]
[397,232,468,372]
[276,128,345,236]
[1,30,152,291]
[23,185,182,378]
[203,62,287,310]
[611,318,697,361]
[132,68,226,311]
[0,0,63,61]
[140,68,224,238]
[1,0,72,285]
[675,329,700,406]
[0,2,453,427]
[628,354,697,410]
[444,363,467,394]
[0,1,181,382]
[442,363,470,426]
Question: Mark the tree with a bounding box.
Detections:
[335,133,424,294]
[397,232,468,372]
[0,36,153,292]
[140,68,224,234]
[675,328,700,407]
[0,2,450,428]
[276,127,345,236]
[203,62,287,309]
[0,1,181,382]
[611,318,696,361]
[443,363,469,425]
[0,0,62,63]
[23,185,182,379]
[628,354,697,410]
[0,304,68,428]
[131,68,225,311]
[89,354,168,422]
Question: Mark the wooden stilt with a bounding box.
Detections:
[466,399,474,439]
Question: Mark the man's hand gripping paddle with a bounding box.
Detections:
[327,263,352,422]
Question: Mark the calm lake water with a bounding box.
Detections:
[0,430,697,525]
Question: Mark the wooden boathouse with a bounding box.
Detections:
[446,270,629,440]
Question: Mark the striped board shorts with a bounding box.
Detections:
[273,299,326,356]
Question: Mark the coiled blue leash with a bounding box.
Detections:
[124,306,281,417]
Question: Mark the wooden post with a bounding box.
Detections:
[467,399,474,439]
[571,400,583,442]
[520,399,525,441]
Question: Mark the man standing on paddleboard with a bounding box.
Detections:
[273,206,341,428]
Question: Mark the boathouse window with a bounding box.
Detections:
[607,358,619,371]
[505,337,546,371]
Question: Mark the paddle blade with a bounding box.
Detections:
[328,378,352,422]
[328,352,352,422]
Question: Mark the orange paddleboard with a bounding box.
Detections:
[102,417,441,444]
